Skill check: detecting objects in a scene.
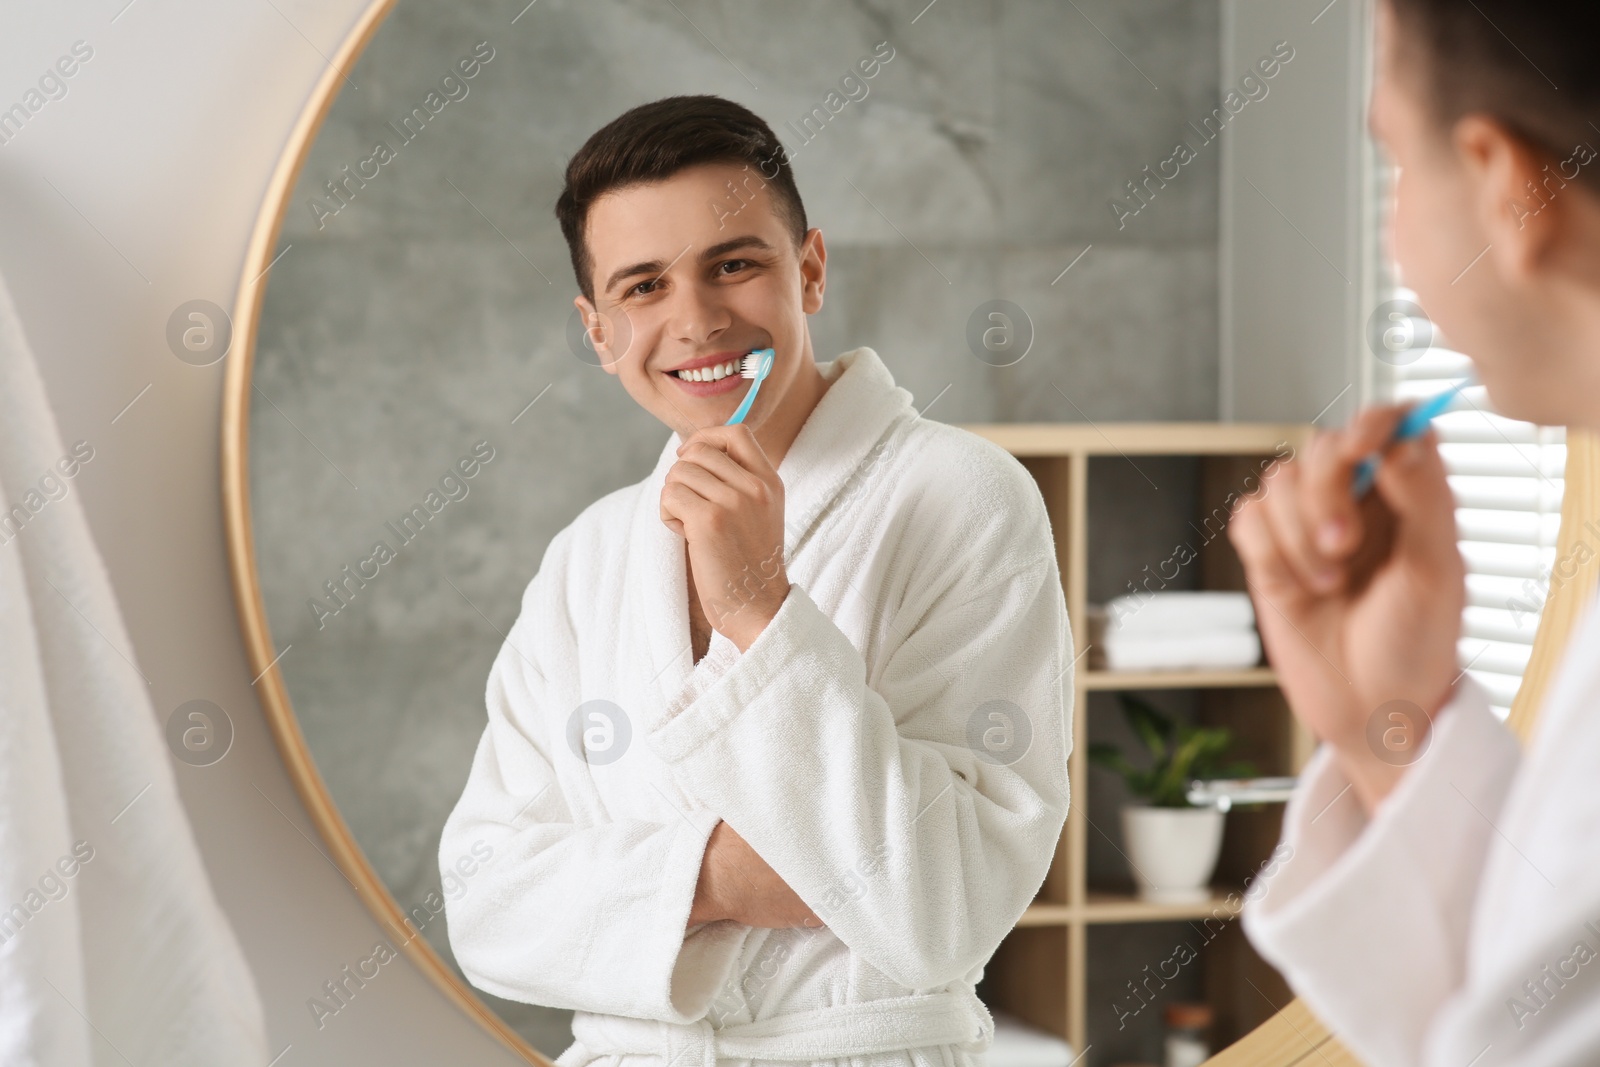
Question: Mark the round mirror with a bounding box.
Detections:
[223,1,1285,1063]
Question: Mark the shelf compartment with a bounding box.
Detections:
[977,925,1069,1047]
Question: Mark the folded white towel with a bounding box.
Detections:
[1094,590,1255,636]
[988,1009,1077,1067]
[1098,629,1262,672]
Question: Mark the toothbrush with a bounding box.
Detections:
[725,347,776,426]
[1350,374,1473,498]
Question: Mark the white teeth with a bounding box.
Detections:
[675,358,741,382]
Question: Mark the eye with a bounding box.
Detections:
[626,278,661,299]
[718,258,751,275]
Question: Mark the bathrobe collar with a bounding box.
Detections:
[635,346,915,699]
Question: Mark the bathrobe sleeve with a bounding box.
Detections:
[439,528,747,1024]
[644,463,1073,991]
[1241,675,1532,1067]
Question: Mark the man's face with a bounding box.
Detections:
[574,161,825,437]
[1370,0,1586,425]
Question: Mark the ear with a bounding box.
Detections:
[798,228,826,315]
[574,293,623,377]
[1454,113,1561,281]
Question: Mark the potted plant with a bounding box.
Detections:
[1088,693,1256,903]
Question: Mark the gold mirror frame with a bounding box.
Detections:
[218,1,543,1063]
[216,3,1600,1062]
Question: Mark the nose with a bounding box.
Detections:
[665,275,732,350]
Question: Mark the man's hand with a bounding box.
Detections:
[687,820,826,929]
[660,424,791,652]
[1228,404,1465,816]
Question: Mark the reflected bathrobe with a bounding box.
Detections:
[1242,580,1600,1067]
[439,346,1073,1067]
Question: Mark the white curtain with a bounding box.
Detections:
[0,274,269,1066]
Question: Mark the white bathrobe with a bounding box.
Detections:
[439,346,1072,1066]
[1242,579,1600,1067]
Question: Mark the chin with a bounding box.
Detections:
[1476,371,1564,429]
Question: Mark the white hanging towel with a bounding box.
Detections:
[440,347,1074,1066]
[0,275,268,1066]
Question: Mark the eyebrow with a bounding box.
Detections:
[602,235,779,297]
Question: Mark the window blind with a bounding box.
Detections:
[1367,163,1567,720]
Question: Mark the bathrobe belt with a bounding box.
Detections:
[563,986,995,1066]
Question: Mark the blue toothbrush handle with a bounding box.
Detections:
[1351,455,1380,498]
[1349,381,1465,498]
[726,384,760,425]
[725,348,775,426]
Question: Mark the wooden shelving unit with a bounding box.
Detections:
[1082,667,1279,691]
[955,422,1319,1063]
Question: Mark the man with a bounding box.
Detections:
[438,95,1071,1066]
[1234,2,1600,1065]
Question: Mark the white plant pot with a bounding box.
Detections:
[1121,805,1226,904]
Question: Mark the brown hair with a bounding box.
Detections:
[1385,0,1600,189]
[554,94,808,304]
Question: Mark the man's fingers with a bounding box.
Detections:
[1301,430,1364,560]
[1300,404,1410,559]
[679,424,777,480]
[669,456,745,510]
[1338,403,1412,463]
[660,480,713,531]
[1229,493,1309,604]
[679,440,766,496]
[1371,429,1461,573]
[1258,458,1342,594]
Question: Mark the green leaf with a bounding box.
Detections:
[1087,742,1137,784]
[1117,693,1173,763]
[1097,698,1253,806]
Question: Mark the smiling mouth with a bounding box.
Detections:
[668,357,744,382]
[666,364,748,397]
